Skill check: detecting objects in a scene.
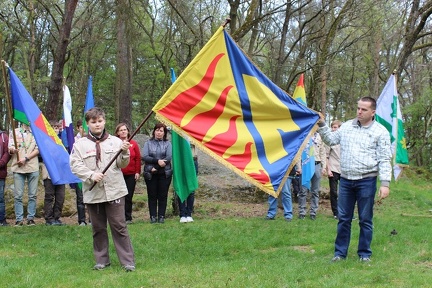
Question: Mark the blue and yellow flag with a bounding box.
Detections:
[9,67,80,185]
[153,27,319,197]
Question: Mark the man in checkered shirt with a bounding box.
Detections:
[317,96,392,263]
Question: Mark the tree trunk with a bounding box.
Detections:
[45,0,78,121]
[116,0,133,128]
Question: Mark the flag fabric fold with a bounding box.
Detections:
[376,74,409,180]
[82,76,94,134]
[170,68,199,202]
[63,85,75,153]
[292,74,315,189]
[9,67,80,184]
[152,27,319,197]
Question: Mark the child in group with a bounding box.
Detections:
[42,120,66,225]
[70,107,135,272]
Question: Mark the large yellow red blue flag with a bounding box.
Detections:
[9,67,80,185]
[153,27,319,197]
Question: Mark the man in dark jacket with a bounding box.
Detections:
[0,129,12,226]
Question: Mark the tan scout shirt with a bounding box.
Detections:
[70,135,130,204]
[8,128,39,173]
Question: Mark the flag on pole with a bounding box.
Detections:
[292,74,315,189]
[82,76,94,134]
[170,68,199,202]
[376,74,409,180]
[63,85,75,153]
[152,27,319,197]
[8,67,80,184]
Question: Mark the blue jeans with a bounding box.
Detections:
[0,179,5,222]
[334,177,377,258]
[298,163,321,216]
[13,171,39,221]
[178,192,195,217]
[267,178,292,219]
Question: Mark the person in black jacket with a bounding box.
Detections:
[142,123,172,224]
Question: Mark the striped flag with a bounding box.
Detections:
[376,74,409,180]
[63,85,75,153]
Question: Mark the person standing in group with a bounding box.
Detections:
[298,132,326,220]
[42,121,66,226]
[0,128,11,226]
[70,107,135,272]
[266,161,301,222]
[115,123,141,224]
[178,143,198,223]
[317,97,392,262]
[326,120,342,220]
[73,120,88,226]
[8,123,39,226]
[142,123,172,224]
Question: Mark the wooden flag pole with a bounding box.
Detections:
[89,110,154,191]
[1,60,19,161]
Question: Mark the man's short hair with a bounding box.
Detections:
[360,97,376,110]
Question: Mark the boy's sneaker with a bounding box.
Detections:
[15,220,24,226]
[123,264,135,272]
[186,216,194,222]
[79,221,87,226]
[93,263,110,270]
[180,217,188,223]
[27,219,36,226]
[359,257,371,262]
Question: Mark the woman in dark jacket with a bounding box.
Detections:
[142,123,172,223]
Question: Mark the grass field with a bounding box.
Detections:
[0,174,431,287]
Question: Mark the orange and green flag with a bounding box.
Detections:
[153,27,319,197]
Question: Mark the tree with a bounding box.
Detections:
[45,0,78,121]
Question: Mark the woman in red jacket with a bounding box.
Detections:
[115,123,141,224]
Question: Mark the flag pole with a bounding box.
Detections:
[1,60,19,160]
[89,110,154,190]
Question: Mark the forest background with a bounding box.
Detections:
[0,0,432,172]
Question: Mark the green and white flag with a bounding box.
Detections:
[376,74,409,180]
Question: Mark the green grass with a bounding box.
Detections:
[0,177,431,287]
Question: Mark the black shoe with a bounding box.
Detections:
[298,215,305,220]
[54,219,65,226]
[15,220,24,226]
[0,220,9,226]
[150,216,157,224]
[265,216,275,220]
[46,220,56,226]
[158,216,165,224]
[27,219,36,226]
[310,215,316,220]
